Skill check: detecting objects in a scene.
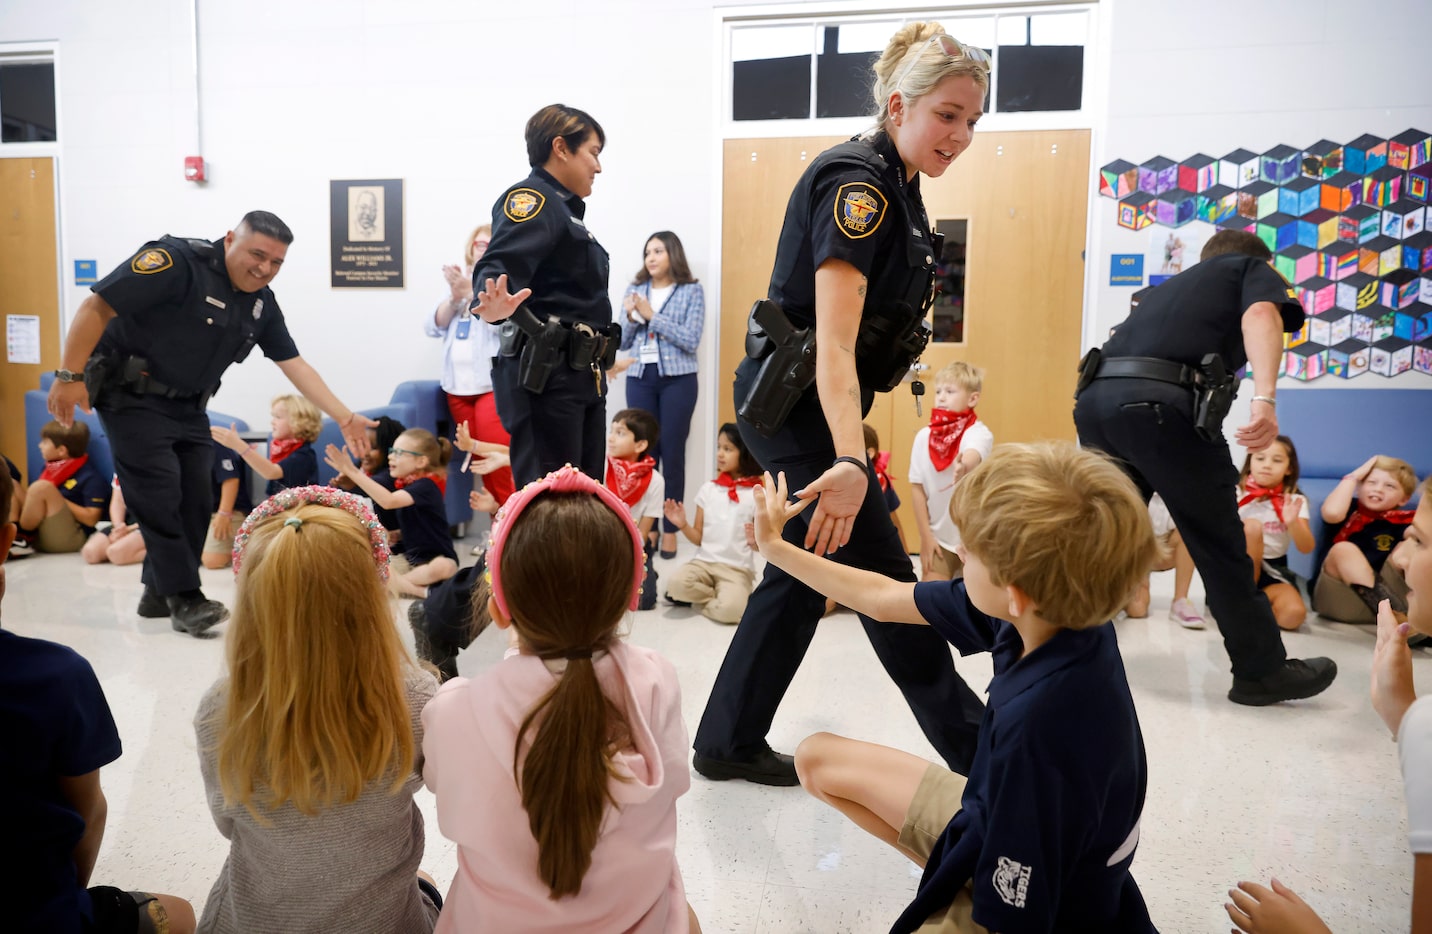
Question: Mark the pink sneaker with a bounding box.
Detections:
[1169,598,1207,630]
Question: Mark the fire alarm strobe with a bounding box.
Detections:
[184,156,207,182]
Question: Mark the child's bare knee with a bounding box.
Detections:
[201,552,230,570]
[794,732,838,785]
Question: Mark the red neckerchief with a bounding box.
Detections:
[269,438,305,463]
[1238,481,1287,525]
[872,451,893,492]
[40,454,89,487]
[1334,503,1416,544]
[715,471,761,502]
[606,455,655,507]
[395,472,448,496]
[927,409,978,472]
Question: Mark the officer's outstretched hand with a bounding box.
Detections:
[751,471,811,557]
[795,461,866,556]
[1235,399,1278,452]
[47,379,91,426]
[340,413,378,458]
[474,274,533,324]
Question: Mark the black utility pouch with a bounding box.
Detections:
[497,320,523,357]
[83,355,116,407]
[568,324,598,371]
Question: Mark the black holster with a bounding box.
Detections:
[83,354,119,408]
[738,300,816,437]
[511,308,566,393]
[1074,347,1102,397]
[1193,353,1236,442]
[855,302,931,392]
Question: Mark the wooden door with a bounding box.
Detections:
[0,158,61,480]
[718,130,1090,542]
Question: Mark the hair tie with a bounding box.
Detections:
[284,517,303,529]
[232,485,391,580]
[565,648,594,660]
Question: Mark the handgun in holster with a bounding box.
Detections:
[854,302,932,392]
[1193,352,1235,442]
[510,307,567,393]
[83,354,119,408]
[738,299,816,437]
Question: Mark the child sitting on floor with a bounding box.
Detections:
[664,423,762,623]
[17,420,109,554]
[753,442,1156,932]
[81,477,146,566]
[329,416,408,532]
[210,394,321,499]
[606,408,664,611]
[1315,454,1416,623]
[908,362,993,582]
[1237,435,1315,631]
[201,439,255,571]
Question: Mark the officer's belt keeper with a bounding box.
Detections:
[1077,350,1235,442]
[738,299,816,438]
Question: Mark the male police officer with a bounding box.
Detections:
[1073,229,1337,705]
[48,211,374,636]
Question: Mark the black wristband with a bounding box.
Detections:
[832,455,867,473]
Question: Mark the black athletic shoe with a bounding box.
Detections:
[664,592,693,608]
[137,587,170,618]
[1227,657,1337,706]
[693,746,800,786]
[168,595,228,637]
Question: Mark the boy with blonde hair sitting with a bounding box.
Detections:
[1316,454,1417,623]
[908,361,993,581]
[753,442,1156,932]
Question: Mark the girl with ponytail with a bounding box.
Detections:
[422,466,700,932]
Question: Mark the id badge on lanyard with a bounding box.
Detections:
[639,335,660,367]
[455,317,471,340]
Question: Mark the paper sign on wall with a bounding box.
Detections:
[1110,254,1143,286]
[7,315,41,364]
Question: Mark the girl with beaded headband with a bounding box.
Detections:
[195,486,442,933]
[421,465,702,932]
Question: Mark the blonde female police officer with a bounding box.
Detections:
[691,23,990,785]
[471,104,620,484]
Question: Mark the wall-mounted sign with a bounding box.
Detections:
[1109,253,1143,286]
[74,260,97,286]
[330,178,404,288]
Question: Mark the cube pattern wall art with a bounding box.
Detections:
[1101,128,1432,381]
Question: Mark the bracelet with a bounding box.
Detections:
[218,510,233,517]
[832,455,868,473]
[341,411,358,427]
[1250,395,1276,407]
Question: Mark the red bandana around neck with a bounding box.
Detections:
[40,454,89,487]
[715,471,761,502]
[606,455,656,507]
[1238,481,1287,525]
[1334,502,1416,544]
[927,408,978,472]
[268,438,306,464]
[872,450,893,492]
[395,472,448,496]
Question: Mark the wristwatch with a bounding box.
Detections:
[53,368,83,383]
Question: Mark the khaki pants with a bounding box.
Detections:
[37,510,87,553]
[666,559,754,624]
[897,764,988,934]
[1314,562,1408,624]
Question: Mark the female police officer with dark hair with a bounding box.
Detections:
[690,22,990,786]
[471,103,620,484]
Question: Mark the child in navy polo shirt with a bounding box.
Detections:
[210,394,321,502]
[17,420,110,554]
[752,441,1158,933]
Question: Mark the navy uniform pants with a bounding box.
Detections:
[491,354,606,485]
[693,359,985,775]
[96,392,213,597]
[1073,377,1287,680]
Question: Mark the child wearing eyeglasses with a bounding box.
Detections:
[326,429,458,598]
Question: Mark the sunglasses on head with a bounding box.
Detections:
[893,33,992,92]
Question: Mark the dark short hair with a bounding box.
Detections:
[1200,230,1270,262]
[525,104,604,168]
[40,419,90,457]
[238,210,294,245]
[633,231,698,286]
[719,422,762,478]
[862,422,880,451]
[613,408,659,450]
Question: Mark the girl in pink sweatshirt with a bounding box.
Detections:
[422,466,700,933]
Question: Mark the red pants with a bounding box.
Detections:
[446,391,514,505]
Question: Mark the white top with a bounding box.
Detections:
[1148,493,1174,540]
[691,479,757,573]
[1236,490,1309,560]
[907,420,995,551]
[425,303,502,396]
[647,284,675,315]
[1399,695,1432,854]
[628,469,666,525]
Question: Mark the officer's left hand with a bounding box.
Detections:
[1235,400,1278,452]
[751,471,811,556]
[1225,878,1331,934]
[796,461,867,556]
[210,423,247,453]
[474,274,534,324]
[341,413,378,458]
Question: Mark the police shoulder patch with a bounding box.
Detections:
[131,248,174,274]
[833,182,888,240]
[504,188,546,223]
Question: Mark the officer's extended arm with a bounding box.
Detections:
[47,294,118,425]
[274,356,376,457]
[1235,301,1282,452]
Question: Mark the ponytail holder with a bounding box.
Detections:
[284,517,303,529]
[565,648,594,660]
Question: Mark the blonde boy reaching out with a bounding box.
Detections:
[909,362,993,581]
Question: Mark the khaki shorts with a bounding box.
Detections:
[1313,562,1408,624]
[896,764,988,934]
[37,510,88,553]
[203,512,247,557]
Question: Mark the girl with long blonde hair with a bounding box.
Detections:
[194,486,441,934]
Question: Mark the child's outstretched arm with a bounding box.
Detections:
[754,472,925,625]
[323,444,413,510]
[212,423,283,481]
[1322,455,1378,524]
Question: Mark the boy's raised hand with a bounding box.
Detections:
[1371,598,1416,737]
[210,422,246,453]
[751,471,811,555]
[323,443,358,479]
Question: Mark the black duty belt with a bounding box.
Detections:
[1092,356,1199,388]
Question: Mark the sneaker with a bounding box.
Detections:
[1227,657,1338,706]
[1168,598,1206,630]
[8,540,35,559]
[168,594,228,637]
[136,587,170,618]
[664,592,693,608]
[693,746,800,786]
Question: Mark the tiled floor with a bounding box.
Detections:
[2,544,1415,932]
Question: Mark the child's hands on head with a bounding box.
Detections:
[751,471,811,555]
[1349,455,1380,482]
[323,444,359,478]
[1358,467,1411,513]
[210,423,247,454]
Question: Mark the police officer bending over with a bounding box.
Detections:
[1073,229,1337,705]
[691,23,991,786]
[48,211,376,636]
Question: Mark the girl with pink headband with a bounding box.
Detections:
[421,465,702,932]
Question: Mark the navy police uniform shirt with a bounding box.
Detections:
[92,237,300,396]
[394,476,457,566]
[210,440,254,516]
[57,462,110,533]
[1103,254,1303,373]
[265,442,318,498]
[473,167,612,330]
[768,131,933,331]
[0,630,124,933]
[897,580,1155,934]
